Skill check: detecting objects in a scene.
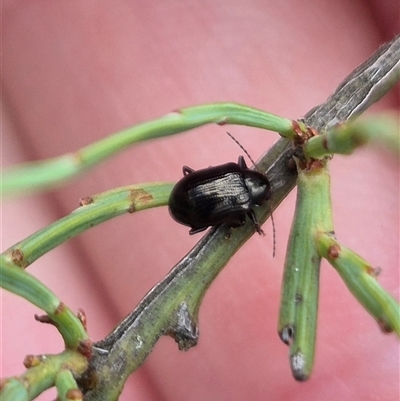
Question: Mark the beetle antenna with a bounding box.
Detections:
[270,207,276,258]
[227,131,276,255]
[226,132,258,167]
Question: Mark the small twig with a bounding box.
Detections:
[304,34,400,131]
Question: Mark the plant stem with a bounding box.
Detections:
[1,256,89,349]
[2,104,293,196]
[3,183,173,268]
[304,112,400,158]
[316,232,400,336]
[278,162,334,380]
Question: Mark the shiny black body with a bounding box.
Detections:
[168,156,271,235]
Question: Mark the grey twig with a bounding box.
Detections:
[305,34,400,131]
[84,35,400,400]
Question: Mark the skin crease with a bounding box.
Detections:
[1,1,399,400]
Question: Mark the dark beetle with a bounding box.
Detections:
[168,156,271,235]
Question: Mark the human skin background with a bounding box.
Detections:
[1,1,399,400]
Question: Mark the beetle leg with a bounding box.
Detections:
[182,166,195,175]
[189,226,208,235]
[237,155,248,170]
[228,214,246,229]
[247,210,265,236]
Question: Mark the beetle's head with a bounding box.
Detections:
[244,171,271,205]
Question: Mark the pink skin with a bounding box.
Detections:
[2,2,399,400]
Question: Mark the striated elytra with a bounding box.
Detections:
[168,156,271,235]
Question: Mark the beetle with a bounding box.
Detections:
[168,155,271,235]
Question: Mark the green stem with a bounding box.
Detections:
[316,232,400,336]
[2,103,293,196]
[278,162,334,380]
[0,379,28,401]
[3,183,173,268]
[1,256,89,348]
[0,351,87,401]
[55,369,82,401]
[304,113,400,159]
